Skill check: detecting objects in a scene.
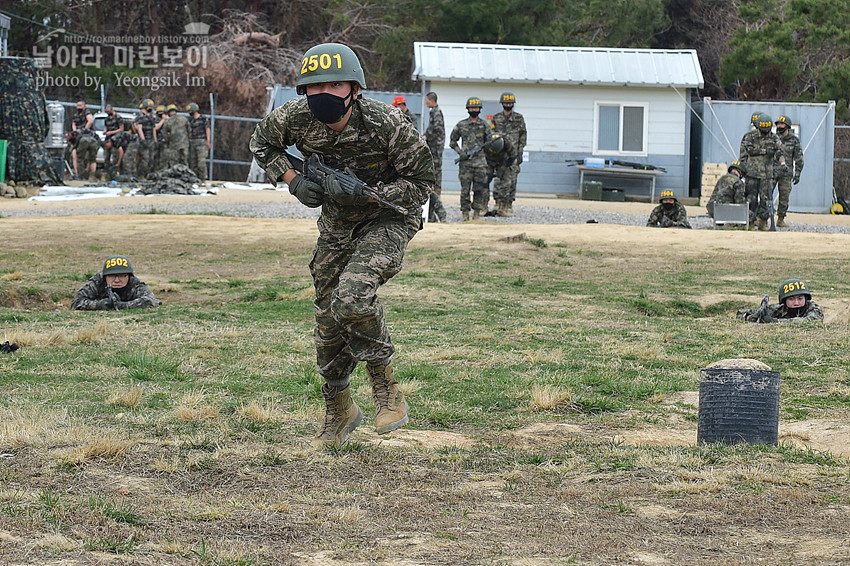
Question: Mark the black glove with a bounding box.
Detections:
[457,149,468,160]
[778,164,790,177]
[793,174,800,185]
[115,300,129,310]
[288,174,324,208]
[324,169,369,206]
[96,298,112,310]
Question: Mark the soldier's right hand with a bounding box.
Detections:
[96,298,112,310]
[288,174,324,208]
[457,149,468,159]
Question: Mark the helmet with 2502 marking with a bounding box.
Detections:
[296,43,367,95]
[102,255,134,276]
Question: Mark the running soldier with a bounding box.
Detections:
[249,42,434,448]
[450,97,490,220]
[773,115,804,227]
[490,92,527,217]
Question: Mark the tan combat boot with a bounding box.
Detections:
[367,363,409,434]
[776,216,787,228]
[472,209,481,220]
[462,210,470,222]
[503,202,514,217]
[312,384,362,449]
[757,217,768,231]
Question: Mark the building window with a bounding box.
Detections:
[594,102,647,155]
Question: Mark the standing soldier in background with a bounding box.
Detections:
[187,102,211,181]
[249,42,434,449]
[160,104,190,168]
[739,113,788,231]
[153,105,168,171]
[101,104,124,179]
[134,99,158,179]
[423,91,447,222]
[490,92,527,217]
[706,160,747,220]
[773,115,804,227]
[482,133,516,216]
[72,98,94,131]
[68,128,100,180]
[450,97,490,220]
[121,118,140,177]
[392,96,417,126]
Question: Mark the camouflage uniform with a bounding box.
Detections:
[134,111,158,178]
[739,129,785,221]
[73,129,101,180]
[706,173,746,219]
[775,131,804,218]
[188,114,209,181]
[737,300,823,323]
[425,103,445,193]
[484,136,517,190]
[490,110,527,204]
[249,96,433,383]
[71,273,161,310]
[161,113,190,168]
[647,202,691,228]
[449,117,490,213]
[109,131,138,175]
[72,107,92,130]
[102,112,124,174]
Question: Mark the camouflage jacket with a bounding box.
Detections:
[399,107,417,129]
[103,113,124,139]
[737,300,823,323]
[134,112,158,141]
[249,96,434,235]
[425,105,445,151]
[490,110,527,154]
[161,114,190,145]
[777,132,804,178]
[449,117,490,168]
[484,136,517,173]
[707,173,745,212]
[739,129,784,179]
[71,273,161,310]
[647,203,691,228]
[188,115,209,140]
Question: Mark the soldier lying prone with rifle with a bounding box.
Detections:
[736,279,823,323]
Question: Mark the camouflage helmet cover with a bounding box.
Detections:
[465,97,483,109]
[102,255,134,276]
[485,133,505,153]
[139,98,155,109]
[728,160,747,175]
[778,279,811,303]
[500,92,516,104]
[296,43,367,95]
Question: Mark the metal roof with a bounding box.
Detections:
[413,42,704,89]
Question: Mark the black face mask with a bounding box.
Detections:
[776,126,787,134]
[307,87,355,124]
[502,104,514,111]
[786,305,804,317]
[662,202,674,211]
[468,110,480,118]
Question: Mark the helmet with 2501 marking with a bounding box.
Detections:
[296,43,367,95]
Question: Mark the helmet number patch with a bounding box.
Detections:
[301,53,343,75]
[783,281,806,295]
[105,257,129,270]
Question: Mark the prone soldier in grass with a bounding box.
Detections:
[737,279,823,323]
[647,190,692,228]
[71,255,162,311]
[249,42,434,448]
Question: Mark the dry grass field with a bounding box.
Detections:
[1,191,850,565]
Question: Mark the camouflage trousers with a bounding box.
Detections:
[745,176,773,221]
[123,141,139,176]
[429,147,443,193]
[493,163,519,203]
[188,139,208,181]
[774,176,793,217]
[458,164,490,212]
[137,139,156,178]
[163,142,189,169]
[76,137,99,179]
[309,216,414,383]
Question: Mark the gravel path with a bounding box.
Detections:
[4,195,850,234]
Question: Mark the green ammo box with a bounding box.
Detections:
[602,188,625,202]
[581,180,603,200]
